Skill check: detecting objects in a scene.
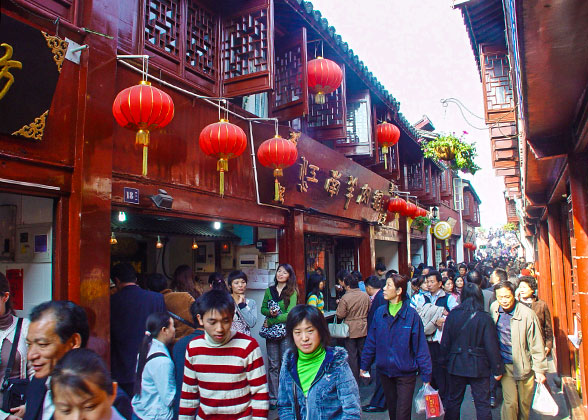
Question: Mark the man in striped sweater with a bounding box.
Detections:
[179,289,269,420]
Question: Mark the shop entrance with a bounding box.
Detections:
[0,192,54,317]
[304,234,357,312]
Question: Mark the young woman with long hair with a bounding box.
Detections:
[51,348,125,420]
[227,270,257,336]
[260,263,298,410]
[171,265,201,299]
[131,312,176,420]
[278,305,360,419]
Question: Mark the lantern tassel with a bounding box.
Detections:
[274,178,280,202]
[217,158,228,197]
[382,145,388,170]
[136,129,150,177]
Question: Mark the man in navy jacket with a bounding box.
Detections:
[110,263,165,397]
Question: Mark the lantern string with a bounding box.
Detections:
[116,57,280,127]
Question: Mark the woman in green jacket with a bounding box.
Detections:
[261,263,298,409]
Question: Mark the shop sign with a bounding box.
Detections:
[123,187,140,204]
[433,222,452,240]
[0,13,67,141]
[256,133,394,225]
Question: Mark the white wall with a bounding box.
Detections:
[411,240,425,267]
[0,193,53,317]
[375,240,399,272]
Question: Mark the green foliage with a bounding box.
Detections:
[412,216,432,232]
[503,222,518,232]
[421,133,481,174]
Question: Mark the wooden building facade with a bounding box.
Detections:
[457,0,588,413]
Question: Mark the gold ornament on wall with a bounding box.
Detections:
[41,31,68,73]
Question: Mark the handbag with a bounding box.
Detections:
[328,316,349,338]
[2,318,28,412]
[259,300,287,340]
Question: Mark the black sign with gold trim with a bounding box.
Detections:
[0,13,66,141]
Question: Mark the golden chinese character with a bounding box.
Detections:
[388,182,397,195]
[324,170,342,197]
[371,190,384,212]
[377,212,388,226]
[344,176,358,209]
[356,184,372,205]
[0,43,23,101]
[297,156,320,193]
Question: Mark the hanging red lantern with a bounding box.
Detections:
[307,57,343,105]
[199,119,247,197]
[376,122,400,170]
[388,197,407,215]
[112,81,174,176]
[472,244,477,250]
[405,202,418,219]
[257,135,298,202]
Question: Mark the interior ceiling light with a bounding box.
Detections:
[118,211,127,222]
[156,235,163,249]
[110,232,118,245]
[192,238,199,250]
[213,221,222,230]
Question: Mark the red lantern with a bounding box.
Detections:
[257,135,298,202]
[472,244,477,251]
[307,57,343,105]
[388,197,407,215]
[199,119,247,197]
[112,81,174,176]
[376,122,400,170]
[405,202,418,219]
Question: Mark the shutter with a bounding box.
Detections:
[221,0,274,97]
[336,90,372,156]
[306,62,347,142]
[270,28,308,121]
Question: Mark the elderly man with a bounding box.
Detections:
[24,301,89,420]
[491,281,547,419]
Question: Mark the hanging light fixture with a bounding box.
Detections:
[376,122,400,170]
[257,134,298,203]
[110,232,118,245]
[118,211,127,222]
[192,238,199,250]
[307,57,343,104]
[156,235,163,249]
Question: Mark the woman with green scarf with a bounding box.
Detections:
[277,305,361,419]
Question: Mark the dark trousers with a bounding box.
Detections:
[380,374,417,420]
[427,341,448,403]
[369,369,387,408]
[345,336,365,383]
[445,374,492,420]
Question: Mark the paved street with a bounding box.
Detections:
[269,358,569,419]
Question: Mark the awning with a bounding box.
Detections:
[111,213,240,241]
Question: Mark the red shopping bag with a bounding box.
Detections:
[424,385,445,418]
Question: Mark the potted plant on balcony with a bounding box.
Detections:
[411,216,432,232]
[421,133,481,174]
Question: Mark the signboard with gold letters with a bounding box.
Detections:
[257,132,398,226]
[0,13,67,141]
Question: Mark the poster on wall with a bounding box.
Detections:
[5,268,23,310]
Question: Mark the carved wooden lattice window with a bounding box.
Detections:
[483,53,513,110]
[463,194,471,216]
[186,3,217,79]
[425,164,431,194]
[271,28,308,121]
[221,0,274,97]
[431,171,438,200]
[405,162,423,191]
[145,0,181,57]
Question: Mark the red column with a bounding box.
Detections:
[569,153,588,413]
[358,225,375,277]
[279,210,305,302]
[398,216,409,276]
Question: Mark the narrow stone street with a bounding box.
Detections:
[269,359,569,419]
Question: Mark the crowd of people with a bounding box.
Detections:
[0,254,552,420]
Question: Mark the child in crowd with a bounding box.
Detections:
[179,290,269,419]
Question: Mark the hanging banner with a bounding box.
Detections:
[0,13,67,141]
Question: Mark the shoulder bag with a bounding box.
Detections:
[2,318,28,412]
[328,316,349,338]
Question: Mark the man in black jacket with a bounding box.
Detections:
[110,263,165,397]
[440,284,504,420]
[23,301,90,420]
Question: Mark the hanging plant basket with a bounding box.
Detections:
[421,133,481,174]
[411,216,432,232]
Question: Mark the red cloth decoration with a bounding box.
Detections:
[307,57,343,105]
[257,135,298,202]
[112,81,174,176]
[199,119,247,196]
[376,122,400,169]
